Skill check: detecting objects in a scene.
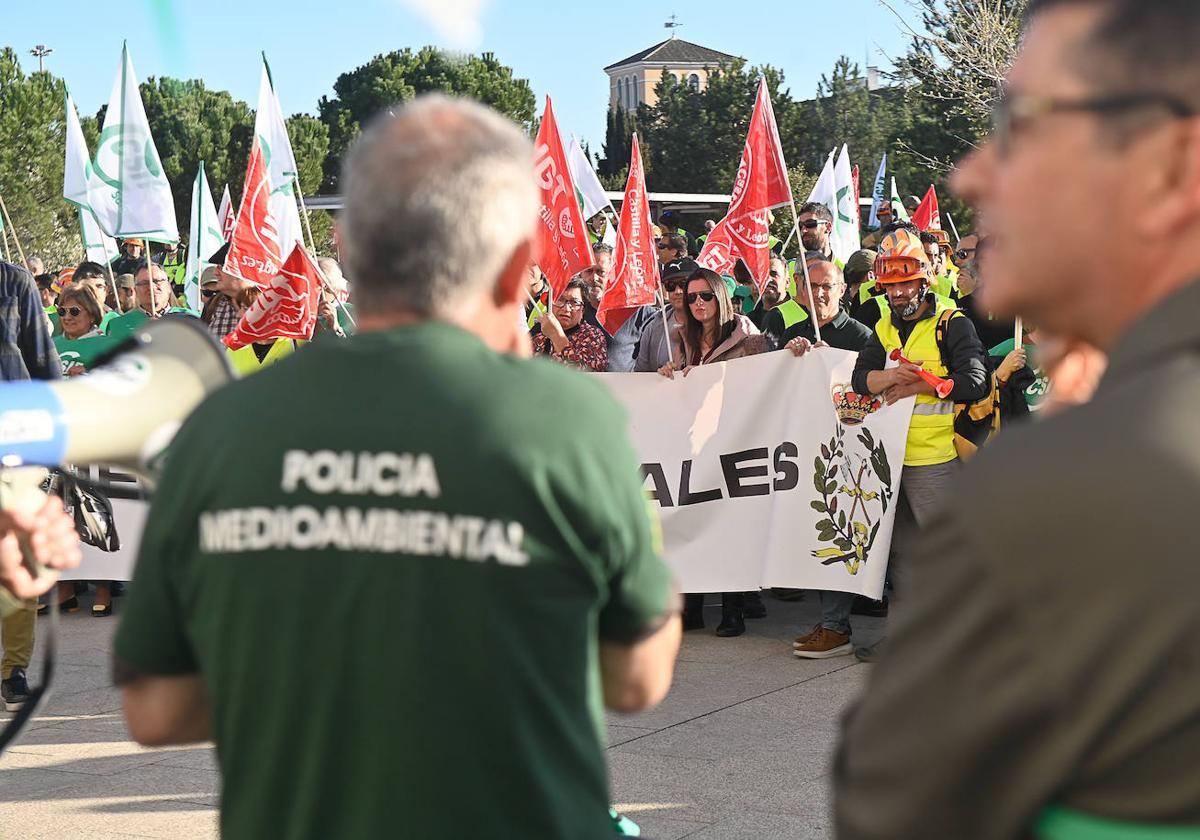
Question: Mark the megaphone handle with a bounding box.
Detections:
[0,468,54,618]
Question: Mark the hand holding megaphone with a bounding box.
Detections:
[0,317,234,614]
[888,348,955,399]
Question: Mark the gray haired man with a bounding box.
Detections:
[114,96,680,840]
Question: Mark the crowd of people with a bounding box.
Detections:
[2,1,1198,835]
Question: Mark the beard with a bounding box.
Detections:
[898,296,922,318]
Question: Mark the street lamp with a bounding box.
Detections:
[30,45,53,73]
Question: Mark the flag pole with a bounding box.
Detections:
[0,194,30,270]
[294,177,355,329]
[96,223,120,310]
[0,222,8,262]
[1014,316,1023,348]
[145,240,157,315]
[787,199,822,343]
[945,212,962,246]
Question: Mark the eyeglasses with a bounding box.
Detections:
[664,279,686,292]
[656,243,671,251]
[954,247,976,263]
[800,219,826,230]
[553,299,584,310]
[686,291,717,305]
[56,306,85,317]
[874,255,927,283]
[135,279,168,288]
[804,283,838,294]
[992,91,1195,157]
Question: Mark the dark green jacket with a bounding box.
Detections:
[835,279,1200,839]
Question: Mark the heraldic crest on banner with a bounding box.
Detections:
[810,385,895,575]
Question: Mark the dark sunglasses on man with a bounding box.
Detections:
[686,291,716,304]
[954,247,977,263]
[800,219,825,230]
[201,289,219,300]
[663,279,687,292]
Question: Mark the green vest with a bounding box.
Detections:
[874,297,959,467]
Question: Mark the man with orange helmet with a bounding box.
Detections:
[847,228,988,661]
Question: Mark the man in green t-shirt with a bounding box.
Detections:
[105,263,194,339]
[114,95,681,840]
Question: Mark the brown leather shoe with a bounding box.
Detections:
[792,625,821,647]
[793,627,852,659]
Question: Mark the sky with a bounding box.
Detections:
[6,0,921,177]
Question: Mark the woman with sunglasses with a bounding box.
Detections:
[658,267,770,637]
[531,277,608,372]
[53,286,105,375]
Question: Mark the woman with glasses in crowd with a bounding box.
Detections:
[658,267,771,637]
[532,277,608,372]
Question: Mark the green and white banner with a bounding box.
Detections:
[185,162,224,312]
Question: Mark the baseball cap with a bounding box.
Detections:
[661,258,698,282]
[116,273,136,289]
[844,249,877,279]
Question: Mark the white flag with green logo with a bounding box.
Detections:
[64,89,119,264]
[890,176,910,222]
[567,135,611,222]
[255,57,304,254]
[832,144,860,263]
[79,207,117,265]
[89,43,178,242]
[184,162,223,312]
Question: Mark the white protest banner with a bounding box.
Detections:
[598,349,912,598]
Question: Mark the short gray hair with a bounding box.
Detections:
[341,95,538,316]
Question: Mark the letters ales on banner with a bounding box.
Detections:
[597,350,913,597]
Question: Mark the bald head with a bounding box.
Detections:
[340,95,538,317]
[802,259,845,324]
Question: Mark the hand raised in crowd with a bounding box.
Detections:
[996,347,1027,383]
[0,496,82,599]
[786,338,829,357]
[539,309,569,353]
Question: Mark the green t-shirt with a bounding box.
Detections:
[103,306,195,339]
[989,337,1050,410]
[52,332,125,376]
[114,321,672,840]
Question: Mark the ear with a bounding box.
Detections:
[494,239,534,308]
[1138,118,1200,236]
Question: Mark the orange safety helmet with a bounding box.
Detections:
[874,229,931,285]
[928,229,952,251]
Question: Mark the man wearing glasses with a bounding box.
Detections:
[836,1,1200,838]
[798,202,835,261]
[104,263,194,340]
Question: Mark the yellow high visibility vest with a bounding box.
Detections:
[875,298,958,467]
[775,298,808,328]
[226,339,298,376]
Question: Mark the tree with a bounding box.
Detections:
[0,48,77,268]
[318,47,536,190]
[889,0,1027,169]
[598,105,635,188]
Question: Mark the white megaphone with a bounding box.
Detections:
[0,317,234,615]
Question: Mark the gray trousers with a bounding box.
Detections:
[818,459,959,634]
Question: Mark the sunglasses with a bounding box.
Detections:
[201,289,218,299]
[954,248,976,262]
[874,256,927,282]
[686,291,717,305]
[664,279,686,292]
[800,219,826,230]
[56,306,86,317]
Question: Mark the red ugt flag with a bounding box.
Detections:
[912,184,941,231]
[223,244,322,350]
[223,140,282,288]
[598,134,659,335]
[532,96,592,302]
[697,79,793,291]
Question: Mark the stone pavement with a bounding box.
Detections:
[0,589,884,839]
